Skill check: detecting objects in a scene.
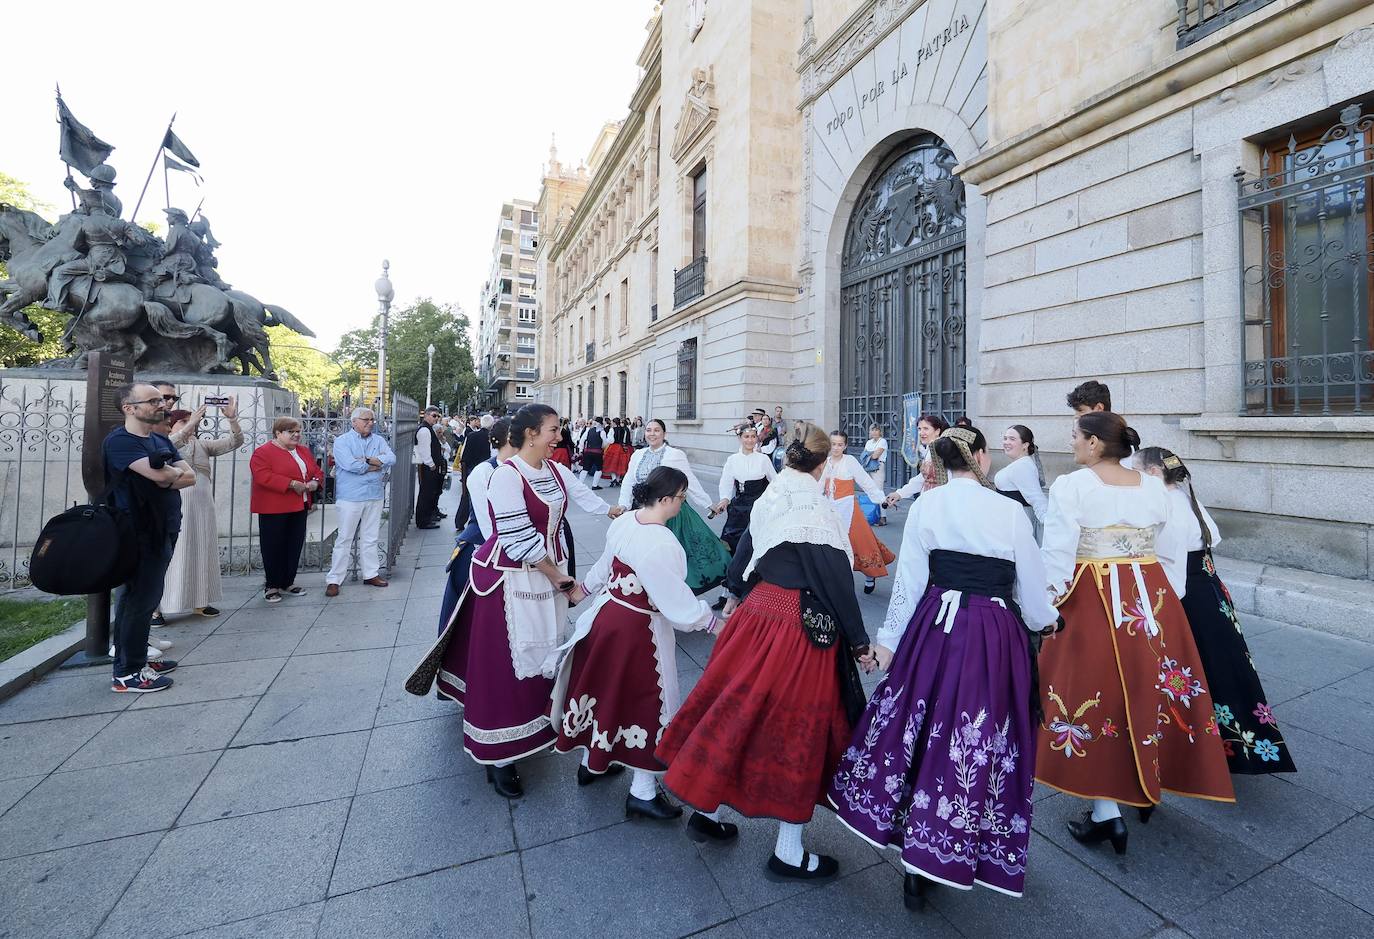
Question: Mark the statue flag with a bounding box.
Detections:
[164,154,202,185]
[162,128,200,168]
[55,92,115,175]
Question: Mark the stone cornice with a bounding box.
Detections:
[648,277,798,334]
[798,0,930,108]
[959,0,1367,189]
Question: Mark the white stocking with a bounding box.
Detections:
[630,770,657,800]
[1091,799,1121,822]
[774,822,818,871]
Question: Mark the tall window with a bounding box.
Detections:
[1240,104,1374,414]
[588,380,596,417]
[618,371,628,418]
[620,279,629,330]
[603,292,611,342]
[691,165,708,260]
[601,376,610,416]
[577,385,583,416]
[677,338,698,420]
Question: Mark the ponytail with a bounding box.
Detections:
[1139,446,1211,549]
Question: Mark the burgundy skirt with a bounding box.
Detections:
[656,583,851,823]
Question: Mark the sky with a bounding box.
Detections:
[2,0,656,350]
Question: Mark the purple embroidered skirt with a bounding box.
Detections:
[828,585,1037,897]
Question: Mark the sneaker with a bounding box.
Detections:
[265,590,283,603]
[113,667,173,693]
[283,585,308,596]
[146,645,164,661]
[197,606,220,617]
[150,611,167,628]
[150,638,173,651]
[145,658,178,674]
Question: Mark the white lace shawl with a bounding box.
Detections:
[742,467,853,581]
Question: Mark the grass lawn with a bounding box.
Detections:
[0,597,85,662]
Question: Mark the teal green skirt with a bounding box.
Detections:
[665,504,730,595]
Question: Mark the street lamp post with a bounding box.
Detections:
[374,260,395,410]
[426,342,436,407]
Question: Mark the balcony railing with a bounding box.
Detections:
[673,256,707,308]
[516,367,539,381]
[650,303,658,323]
[585,342,596,365]
[1175,0,1278,49]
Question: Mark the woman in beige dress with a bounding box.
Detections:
[160,397,244,619]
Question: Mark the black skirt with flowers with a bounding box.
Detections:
[1183,550,1296,774]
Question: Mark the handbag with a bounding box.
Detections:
[860,453,881,473]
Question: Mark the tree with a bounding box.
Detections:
[0,172,66,367]
[334,299,477,412]
[264,324,357,403]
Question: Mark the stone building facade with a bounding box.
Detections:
[476,199,539,411]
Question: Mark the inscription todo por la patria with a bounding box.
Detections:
[824,12,972,137]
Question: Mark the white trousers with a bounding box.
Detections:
[328,498,384,583]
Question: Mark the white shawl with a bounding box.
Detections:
[742,467,853,580]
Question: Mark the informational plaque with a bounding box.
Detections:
[80,351,132,500]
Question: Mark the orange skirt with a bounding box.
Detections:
[847,501,894,577]
[1035,560,1235,807]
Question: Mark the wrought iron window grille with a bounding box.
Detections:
[1176,0,1280,50]
[677,338,698,421]
[674,255,707,308]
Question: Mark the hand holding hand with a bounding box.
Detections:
[288,479,306,494]
[608,505,626,519]
[874,644,894,672]
[712,499,729,515]
[721,596,739,618]
[305,479,320,492]
[568,585,587,605]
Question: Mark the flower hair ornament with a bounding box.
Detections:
[931,426,994,489]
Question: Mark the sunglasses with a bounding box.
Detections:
[160,394,180,403]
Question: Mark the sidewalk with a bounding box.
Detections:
[1,481,1372,937]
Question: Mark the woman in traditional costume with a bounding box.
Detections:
[550,420,574,468]
[617,419,729,595]
[1035,412,1234,853]
[552,466,719,819]
[1138,447,1296,775]
[711,425,777,554]
[601,417,633,486]
[407,404,614,799]
[829,426,1061,909]
[821,430,895,594]
[438,418,514,634]
[883,414,950,510]
[657,424,872,882]
[995,425,1048,540]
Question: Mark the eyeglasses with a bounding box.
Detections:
[126,398,165,407]
[160,394,180,403]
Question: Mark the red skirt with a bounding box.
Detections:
[656,583,851,823]
[602,443,632,477]
[550,446,572,468]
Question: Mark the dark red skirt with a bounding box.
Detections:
[656,583,851,823]
[550,446,572,468]
[602,443,632,478]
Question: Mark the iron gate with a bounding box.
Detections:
[839,134,967,488]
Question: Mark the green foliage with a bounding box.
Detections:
[0,596,84,661]
[0,172,65,366]
[334,299,477,412]
[265,324,356,402]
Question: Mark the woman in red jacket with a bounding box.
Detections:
[250,417,324,603]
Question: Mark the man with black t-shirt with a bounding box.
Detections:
[413,406,446,529]
[104,382,197,693]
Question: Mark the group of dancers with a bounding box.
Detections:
[407,380,1293,912]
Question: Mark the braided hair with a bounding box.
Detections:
[1138,446,1212,549]
[930,426,994,489]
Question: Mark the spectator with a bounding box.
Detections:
[1066,380,1112,414]
[757,414,779,469]
[105,382,194,692]
[159,396,244,620]
[250,417,324,603]
[455,411,492,530]
[862,424,889,524]
[414,406,446,529]
[773,405,784,426]
[326,407,396,597]
[631,416,647,449]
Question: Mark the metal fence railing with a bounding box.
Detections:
[384,392,419,572]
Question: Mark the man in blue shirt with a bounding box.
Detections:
[104,382,197,693]
[325,407,397,596]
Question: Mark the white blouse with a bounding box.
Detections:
[466,459,497,539]
[487,455,607,562]
[863,437,888,466]
[718,450,777,501]
[581,513,715,632]
[994,455,1048,522]
[1163,485,1222,554]
[1041,468,1187,598]
[819,453,886,503]
[879,479,1059,649]
[618,444,712,514]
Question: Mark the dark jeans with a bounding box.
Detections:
[259,509,308,590]
[112,533,177,677]
[416,465,443,525]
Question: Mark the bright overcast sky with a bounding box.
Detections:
[2,0,656,349]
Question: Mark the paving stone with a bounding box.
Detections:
[928,833,1163,938]
[99,799,349,938]
[174,902,324,938]
[320,856,528,937]
[0,670,131,725]
[1179,864,1374,938]
[734,861,963,938]
[1034,792,1271,915]
[374,644,462,726]
[317,597,410,625]
[1254,674,1310,707]
[690,806,882,916]
[230,684,384,746]
[523,817,731,938]
[1278,725,1374,811]
[267,647,389,694]
[1161,773,1354,861]
[60,697,257,770]
[687,924,748,938]
[1326,666,1374,706]
[0,774,42,816]
[1246,625,1374,690]
[177,625,309,665]
[1282,814,1374,915]
[329,773,516,895]
[407,577,449,599]
[509,750,640,849]
[0,751,217,859]
[356,713,481,793]
[0,832,161,939]
[0,713,114,781]
[1280,687,1374,755]
[215,603,325,633]
[125,657,286,710]
[295,617,401,655]
[181,730,370,824]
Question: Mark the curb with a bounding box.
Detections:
[0,620,87,703]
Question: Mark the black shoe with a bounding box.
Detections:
[626,791,683,821]
[711,595,727,611]
[686,812,739,843]
[417,523,440,530]
[1067,810,1128,854]
[1138,805,1156,824]
[864,578,876,594]
[437,511,448,519]
[485,764,524,799]
[765,852,839,882]
[577,763,625,787]
[903,873,936,912]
